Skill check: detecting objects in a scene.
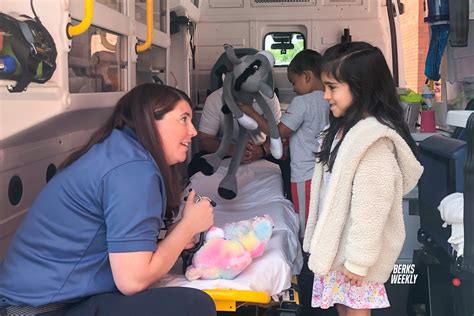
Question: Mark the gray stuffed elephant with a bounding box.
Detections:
[198,44,282,200]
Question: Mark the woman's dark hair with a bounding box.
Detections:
[60,83,192,218]
[288,49,323,79]
[316,41,418,171]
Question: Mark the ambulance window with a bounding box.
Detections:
[136,45,167,86]
[96,0,124,12]
[68,24,127,93]
[136,0,167,32]
[263,32,305,67]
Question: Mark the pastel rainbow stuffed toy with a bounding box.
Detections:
[185,215,274,281]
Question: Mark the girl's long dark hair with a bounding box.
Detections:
[316,42,418,171]
[60,83,192,218]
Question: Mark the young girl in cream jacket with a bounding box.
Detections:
[303,42,423,315]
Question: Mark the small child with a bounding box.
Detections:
[304,42,423,315]
[241,49,329,238]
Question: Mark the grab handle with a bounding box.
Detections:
[67,0,94,39]
[135,0,153,53]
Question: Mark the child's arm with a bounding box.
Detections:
[345,138,398,277]
[240,103,293,138]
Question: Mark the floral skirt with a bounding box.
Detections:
[311,270,390,309]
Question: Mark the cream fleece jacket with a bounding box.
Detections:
[302,117,424,283]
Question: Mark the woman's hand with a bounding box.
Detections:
[342,266,364,287]
[181,190,214,235]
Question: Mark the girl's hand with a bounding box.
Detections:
[181,190,214,235]
[342,266,364,287]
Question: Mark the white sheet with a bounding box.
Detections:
[156,159,303,295]
[438,192,464,257]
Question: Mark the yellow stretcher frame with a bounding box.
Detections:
[204,289,271,312]
[204,277,300,312]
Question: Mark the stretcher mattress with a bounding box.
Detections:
[156,159,303,295]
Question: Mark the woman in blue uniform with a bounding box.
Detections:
[0,84,216,315]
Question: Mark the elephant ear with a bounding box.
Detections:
[256,51,275,98]
[257,50,275,67]
[224,43,242,65]
[259,82,274,98]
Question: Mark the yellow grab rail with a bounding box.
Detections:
[203,289,271,312]
[135,0,153,53]
[67,0,94,39]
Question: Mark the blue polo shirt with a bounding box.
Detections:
[0,126,166,307]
